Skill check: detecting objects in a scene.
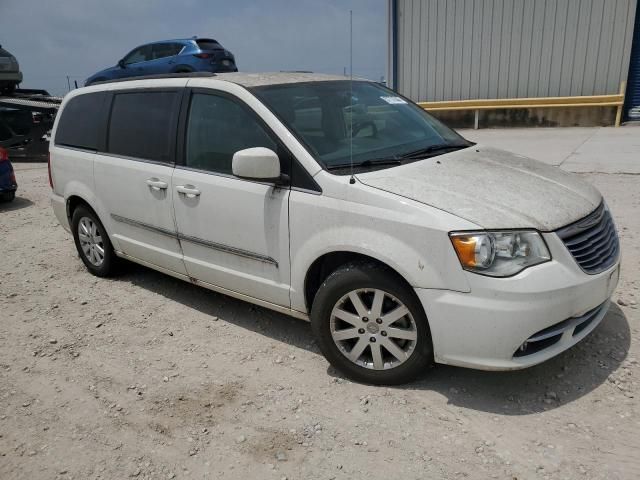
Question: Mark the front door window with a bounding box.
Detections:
[123,45,151,65]
[185,93,278,174]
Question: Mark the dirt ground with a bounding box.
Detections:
[1,163,639,480]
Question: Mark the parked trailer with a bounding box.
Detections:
[0,89,61,160]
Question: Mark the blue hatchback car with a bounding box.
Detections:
[85,37,237,86]
[0,147,17,202]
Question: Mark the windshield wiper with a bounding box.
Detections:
[399,143,469,160]
[326,157,403,171]
[325,144,470,171]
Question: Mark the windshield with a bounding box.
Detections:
[196,39,222,51]
[251,81,470,172]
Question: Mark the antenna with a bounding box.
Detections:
[349,10,355,185]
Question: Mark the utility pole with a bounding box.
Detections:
[66,76,71,92]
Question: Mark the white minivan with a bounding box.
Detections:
[49,72,620,384]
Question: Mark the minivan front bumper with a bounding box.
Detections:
[417,233,620,370]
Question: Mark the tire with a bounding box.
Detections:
[311,262,433,385]
[71,205,119,277]
[0,191,15,202]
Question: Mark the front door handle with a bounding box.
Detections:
[146,178,168,191]
[176,185,201,198]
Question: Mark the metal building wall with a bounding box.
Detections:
[625,1,640,118]
[392,0,638,102]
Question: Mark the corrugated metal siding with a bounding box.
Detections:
[395,0,638,101]
[625,1,640,119]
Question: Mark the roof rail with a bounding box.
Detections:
[91,72,217,86]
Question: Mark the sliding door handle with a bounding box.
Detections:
[176,185,201,198]
[146,178,168,190]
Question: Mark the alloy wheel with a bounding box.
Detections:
[78,217,105,267]
[329,288,418,370]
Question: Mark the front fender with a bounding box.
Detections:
[288,188,473,313]
[86,66,117,85]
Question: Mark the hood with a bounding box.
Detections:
[356,145,601,231]
[86,65,118,83]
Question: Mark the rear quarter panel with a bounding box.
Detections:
[49,91,108,246]
[49,145,110,240]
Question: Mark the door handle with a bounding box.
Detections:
[146,178,168,191]
[176,185,201,198]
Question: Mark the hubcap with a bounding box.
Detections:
[78,217,105,267]
[329,289,418,370]
[366,323,379,334]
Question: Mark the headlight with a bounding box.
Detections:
[449,231,550,277]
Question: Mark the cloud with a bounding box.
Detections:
[0,0,386,95]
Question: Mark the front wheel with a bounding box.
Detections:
[311,262,433,385]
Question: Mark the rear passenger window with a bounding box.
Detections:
[152,43,182,59]
[55,92,106,150]
[185,93,277,174]
[107,91,179,163]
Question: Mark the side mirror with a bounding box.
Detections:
[232,147,282,183]
[118,59,126,68]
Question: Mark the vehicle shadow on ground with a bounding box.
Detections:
[124,262,318,352]
[0,196,34,212]
[123,263,631,415]
[402,303,631,415]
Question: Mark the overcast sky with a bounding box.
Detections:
[0,0,387,96]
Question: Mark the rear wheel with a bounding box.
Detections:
[71,205,119,277]
[311,262,433,385]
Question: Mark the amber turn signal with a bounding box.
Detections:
[450,235,478,267]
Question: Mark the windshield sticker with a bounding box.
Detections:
[380,96,407,105]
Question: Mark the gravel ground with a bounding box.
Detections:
[1,163,639,480]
